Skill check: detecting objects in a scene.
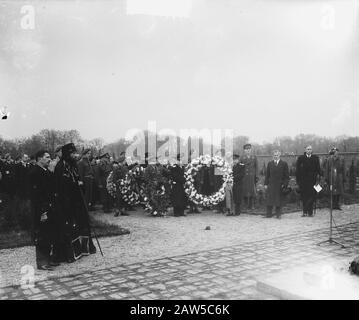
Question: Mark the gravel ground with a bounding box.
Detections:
[1,204,359,288]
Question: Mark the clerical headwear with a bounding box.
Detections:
[62,143,77,157]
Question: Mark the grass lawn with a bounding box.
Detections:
[0,212,130,250]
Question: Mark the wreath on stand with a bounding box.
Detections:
[184,155,233,207]
[142,164,171,216]
[106,165,146,206]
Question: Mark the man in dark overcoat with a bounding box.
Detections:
[28,150,59,270]
[170,154,187,217]
[53,143,96,263]
[296,145,321,217]
[264,150,289,219]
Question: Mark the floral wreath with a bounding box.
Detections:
[107,165,146,206]
[184,155,233,207]
[142,164,171,216]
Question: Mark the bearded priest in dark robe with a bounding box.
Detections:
[53,143,96,263]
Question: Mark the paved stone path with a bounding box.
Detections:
[1,220,359,300]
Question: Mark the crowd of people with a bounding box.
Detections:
[0,142,348,271]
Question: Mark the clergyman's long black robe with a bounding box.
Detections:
[53,159,96,261]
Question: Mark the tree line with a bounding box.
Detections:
[1,129,359,159]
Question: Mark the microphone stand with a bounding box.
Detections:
[317,155,345,248]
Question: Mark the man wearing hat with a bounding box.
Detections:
[240,144,258,211]
[296,145,321,217]
[98,152,113,213]
[169,154,187,217]
[323,147,345,210]
[77,148,95,211]
[53,143,96,263]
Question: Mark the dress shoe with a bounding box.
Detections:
[66,258,75,263]
[37,265,54,271]
[49,261,60,267]
[226,212,234,216]
[120,212,129,216]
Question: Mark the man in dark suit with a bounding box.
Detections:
[296,145,321,217]
[28,150,59,270]
[264,150,289,219]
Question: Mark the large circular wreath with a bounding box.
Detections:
[106,165,146,206]
[184,155,233,207]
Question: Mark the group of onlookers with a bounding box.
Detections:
[0,142,352,270]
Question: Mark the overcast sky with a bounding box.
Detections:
[0,0,358,144]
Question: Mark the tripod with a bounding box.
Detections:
[317,156,345,248]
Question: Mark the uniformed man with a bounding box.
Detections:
[240,144,258,210]
[98,153,113,213]
[323,147,345,210]
[77,148,95,211]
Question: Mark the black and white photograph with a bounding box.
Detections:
[1,0,359,303]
